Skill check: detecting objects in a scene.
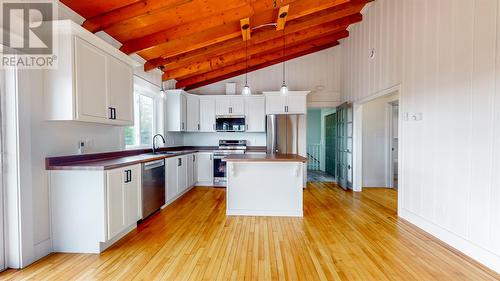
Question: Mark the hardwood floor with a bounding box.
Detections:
[2,183,499,280]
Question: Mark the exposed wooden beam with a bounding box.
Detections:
[276,5,289,31]
[82,0,190,33]
[124,0,353,56]
[183,41,340,90]
[174,35,342,87]
[240,18,251,41]
[164,30,349,80]
[144,10,363,71]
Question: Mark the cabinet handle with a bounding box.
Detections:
[178,158,182,166]
[182,122,185,130]
[113,108,117,119]
[109,107,113,119]
[198,124,200,131]
[210,154,212,160]
[124,170,131,183]
[229,107,232,114]
[193,154,196,162]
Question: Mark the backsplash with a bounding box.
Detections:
[182,132,266,146]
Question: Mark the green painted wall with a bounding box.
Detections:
[307,109,322,145]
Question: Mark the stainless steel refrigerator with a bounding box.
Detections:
[266,114,306,155]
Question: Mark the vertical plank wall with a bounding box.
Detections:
[340,0,500,272]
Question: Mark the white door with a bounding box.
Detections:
[74,37,109,121]
[106,167,126,239]
[107,56,133,123]
[230,97,245,115]
[245,97,265,132]
[265,95,287,114]
[286,95,307,114]
[166,157,179,201]
[216,98,230,115]
[186,95,200,131]
[199,98,216,131]
[124,165,141,225]
[197,153,214,184]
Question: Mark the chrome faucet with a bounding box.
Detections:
[152,134,166,154]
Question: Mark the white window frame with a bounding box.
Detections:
[125,82,160,149]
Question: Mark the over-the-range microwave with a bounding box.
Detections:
[215,116,246,132]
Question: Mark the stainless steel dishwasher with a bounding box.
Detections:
[142,159,165,219]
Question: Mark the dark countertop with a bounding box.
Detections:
[46,146,266,171]
[225,153,308,163]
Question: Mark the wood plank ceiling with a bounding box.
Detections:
[61,0,372,90]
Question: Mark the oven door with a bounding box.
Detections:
[213,155,227,186]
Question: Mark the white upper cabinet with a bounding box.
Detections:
[44,21,138,126]
[245,96,266,132]
[263,91,309,115]
[216,96,245,115]
[74,37,108,121]
[166,90,188,132]
[107,56,134,123]
[186,94,200,131]
[199,97,216,132]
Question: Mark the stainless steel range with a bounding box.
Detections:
[213,140,247,187]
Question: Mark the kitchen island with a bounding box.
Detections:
[225,154,307,217]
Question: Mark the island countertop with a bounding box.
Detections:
[225,153,307,163]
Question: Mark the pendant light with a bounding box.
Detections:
[241,28,251,95]
[280,27,288,95]
[159,66,166,98]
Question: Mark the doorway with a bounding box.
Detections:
[353,90,399,192]
[306,108,336,183]
[335,103,353,190]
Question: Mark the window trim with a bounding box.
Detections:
[125,85,159,149]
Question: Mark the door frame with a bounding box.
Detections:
[387,101,399,189]
[324,112,337,178]
[352,85,402,193]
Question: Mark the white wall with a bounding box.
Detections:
[361,96,390,187]
[341,0,500,273]
[191,47,343,108]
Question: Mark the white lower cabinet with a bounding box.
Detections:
[50,164,141,254]
[165,154,195,204]
[197,152,214,185]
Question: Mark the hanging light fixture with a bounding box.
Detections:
[280,26,288,95]
[241,25,251,95]
[159,66,166,98]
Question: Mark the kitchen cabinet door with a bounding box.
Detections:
[186,95,200,131]
[286,95,307,114]
[106,167,126,239]
[186,154,193,187]
[245,97,265,132]
[199,98,216,131]
[177,156,188,193]
[192,154,198,186]
[107,56,134,124]
[230,97,245,115]
[74,37,108,122]
[265,95,287,114]
[123,165,141,225]
[216,98,230,115]
[197,152,213,184]
[166,157,179,201]
[181,94,187,131]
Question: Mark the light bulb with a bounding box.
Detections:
[280,83,288,95]
[160,88,166,99]
[242,85,251,95]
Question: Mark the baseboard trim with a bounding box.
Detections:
[400,209,500,274]
[33,239,52,262]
